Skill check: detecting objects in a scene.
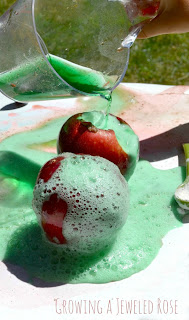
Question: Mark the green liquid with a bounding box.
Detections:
[0,54,113,102]
[104,92,112,117]
[48,54,113,98]
[0,116,182,284]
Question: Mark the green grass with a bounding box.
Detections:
[0,0,14,14]
[1,0,189,85]
[127,34,189,85]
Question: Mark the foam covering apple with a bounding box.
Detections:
[32,153,129,254]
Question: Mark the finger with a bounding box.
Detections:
[137,14,168,39]
[137,1,189,39]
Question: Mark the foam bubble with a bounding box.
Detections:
[33,153,129,254]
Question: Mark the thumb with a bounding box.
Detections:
[137,13,170,39]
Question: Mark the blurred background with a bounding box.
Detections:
[1,0,189,86]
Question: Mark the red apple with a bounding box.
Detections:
[34,156,67,244]
[57,111,139,180]
[32,153,129,253]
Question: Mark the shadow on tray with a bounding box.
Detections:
[3,223,112,287]
[0,102,27,111]
[140,122,189,165]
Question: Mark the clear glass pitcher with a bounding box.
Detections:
[0,0,159,102]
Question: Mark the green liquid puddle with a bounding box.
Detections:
[0,117,182,284]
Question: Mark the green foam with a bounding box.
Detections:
[0,117,182,284]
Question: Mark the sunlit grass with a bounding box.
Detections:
[1,0,189,85]
[0,0,15,14]
[127,34,189,85]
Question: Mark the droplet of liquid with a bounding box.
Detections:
[117,47,124,52]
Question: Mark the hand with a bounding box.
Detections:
[138,0,189,38]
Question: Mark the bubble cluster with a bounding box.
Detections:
[1,152,182,284]
[33,153,129,254]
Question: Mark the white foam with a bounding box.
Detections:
[33,153,129,254]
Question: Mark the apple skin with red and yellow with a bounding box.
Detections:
[57,111,139,180]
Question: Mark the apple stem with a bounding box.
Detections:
[183,143,189,177]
